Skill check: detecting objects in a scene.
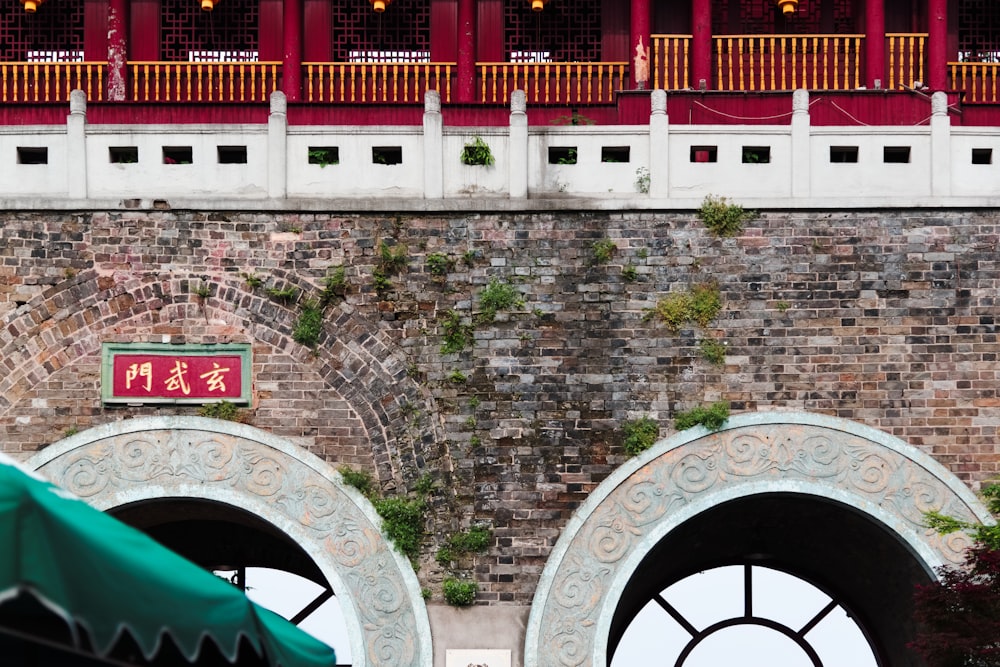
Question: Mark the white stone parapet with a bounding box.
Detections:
[1,88,993,209]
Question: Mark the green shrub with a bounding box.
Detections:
[426,253,454,278]
[646,284,722,332]
[266,285,298,304]
[674,401,730,431]
[293,299,323,348]
[373,496,427,563]
[699,338,727,366]
[198,400,248,423]
[440,310,474,354]
[622,416,659,456]
[338,466,377,498]
[319,266,347,306]
[478,278,523,323]
[592,239,617,264]
[698,195,757,237]
[442,578,478,606]
[460,136,495,166]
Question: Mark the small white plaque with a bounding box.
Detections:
[445,649,512,667]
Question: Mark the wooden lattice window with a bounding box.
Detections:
[714,0,855,35]
[503,0,602,63]
[958,0,1000,61]
[331,0,431,62]
[160,0,259,62]
[0,1,84,62]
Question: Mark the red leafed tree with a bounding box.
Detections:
[910,485,1000,667]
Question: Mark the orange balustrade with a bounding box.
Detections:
[478,62,627,104]
[715,35,863,91]
[0,62,105,103]
[303,62,452,103]
[651,35,691,90]
[129,62,279,102]
[887,33,926,89]
[950,62,1000,103]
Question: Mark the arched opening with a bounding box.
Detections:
[28,416,432,667]
[524,412,990,667]
[110,498,351,662]
[609,494,930,666]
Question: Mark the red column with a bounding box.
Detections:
[282,0,302,102]
[457,0,476,103]
[927,0,947,90]
[630,0,651,89]
[107,0,128,101]
[864,0,885,88]
[691,0,712,90]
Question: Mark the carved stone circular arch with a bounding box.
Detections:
[524,411,993,667]
[26,416,432,667]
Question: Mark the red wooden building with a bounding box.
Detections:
[3,0,999,125]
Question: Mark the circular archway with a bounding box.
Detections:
[26,416,433,667]
[525,412,991,667]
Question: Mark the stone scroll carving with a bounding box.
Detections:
[526,413,991,667]
[28,417,430,667]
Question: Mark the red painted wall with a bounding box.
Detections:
[130,0,160,60]
[478,0,503,62]
[431,0,458,62]
[259,0,284,61]
[84,0,109,61]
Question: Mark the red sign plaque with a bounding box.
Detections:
[102,344,251,405]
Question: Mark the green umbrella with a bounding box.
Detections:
[0,452,336,667]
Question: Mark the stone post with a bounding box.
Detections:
[67,90,88,200]
[509,90,528,199]
[424,91,444,199]
[930,91,951,197]
[791,89,810,198]
[268,91,288,200]
[648,89,668,197]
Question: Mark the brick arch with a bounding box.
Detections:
[26,416,432,667]
[0,269,444,492]
[524,411,994,667]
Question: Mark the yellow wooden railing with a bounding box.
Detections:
[950,62,1000,103]
[651,35,691,90]
[0,62,105,103]
[129,62,279,102]
[303,62,452,103]
[715,34,863,91]
[887,33,926,89]
[478,62,627,104]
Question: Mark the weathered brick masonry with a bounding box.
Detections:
[1,208,998,602]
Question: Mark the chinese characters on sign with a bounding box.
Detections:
[113,355,243,400]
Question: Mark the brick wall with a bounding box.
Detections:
[0,207,997,601]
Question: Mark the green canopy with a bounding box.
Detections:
[0,452,336,667]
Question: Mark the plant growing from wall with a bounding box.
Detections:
[442,578,478,606]
[674,401,730,431]
[634,167,650,194]
[198,400,249,423]
[622,416,659,456]
[592,239,617,264]
[699,338,727,366]
[460,136,495,166]
[292,299,323,348]
[697,195,757,237]
[242,272,263,289]
[426,253,454,280]
[266,285,298,305]
[319,266,347,307]
[440,310,474,354]
[645,283,722,332]
[622,263,638,282]
[373,242,408,298]
[436,526,492,566]
[477,278,523,324]
[338,466,377,498]
[308,148,338,167]
[339,464,430,566]
[193,280,211,300]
